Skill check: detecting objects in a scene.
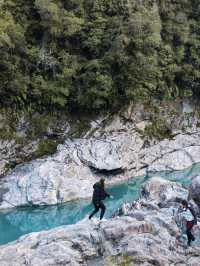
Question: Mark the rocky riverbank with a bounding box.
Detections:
[1,102,200,209]
[0,110,95,177]
[0,176,199,266]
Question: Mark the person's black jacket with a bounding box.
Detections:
[92,182,110,204]
[189,206,197,225]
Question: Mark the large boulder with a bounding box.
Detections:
[0,165,96,210]
[144,133,200,172]
[140,176,189,206]
[77,132,144,172]
[0,141,97,209]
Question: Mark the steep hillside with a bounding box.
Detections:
[0,0,200,111]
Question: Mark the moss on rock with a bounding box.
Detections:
[34,139,60,157]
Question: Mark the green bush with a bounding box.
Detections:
[143,117,172,140]
[35,139,58,157]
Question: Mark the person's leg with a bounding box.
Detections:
[186,229,192,245]
[99,202,106,220]
[186,221,195,245]
[89,203,99,219]
[190,221,195,241]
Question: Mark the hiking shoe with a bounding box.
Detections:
[100,218,107,222]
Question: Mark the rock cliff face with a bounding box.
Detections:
[0,112,71,177]
[0,177,199,266]
[1,108,200,209]
[0,111,91,177]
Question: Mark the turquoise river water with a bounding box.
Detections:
[0,163,200,246]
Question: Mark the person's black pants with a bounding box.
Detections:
[89,201,106,220]
[186,220,195,245]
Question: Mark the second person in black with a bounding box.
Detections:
[89,178,111,220]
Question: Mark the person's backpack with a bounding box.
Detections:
[189,206,197,225]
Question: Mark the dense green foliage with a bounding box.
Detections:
[0,0,200,111]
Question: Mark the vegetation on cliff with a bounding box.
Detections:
[0,0,200,111]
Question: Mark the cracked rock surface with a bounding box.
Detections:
[0,177,200,266]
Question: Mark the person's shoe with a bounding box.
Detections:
[100,218,107,222]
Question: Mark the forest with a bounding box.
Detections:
[0,0,200,111]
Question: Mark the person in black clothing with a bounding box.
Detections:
[89,178,111,220]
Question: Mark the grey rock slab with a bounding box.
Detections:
[77,132,144,171]
[0,152,96,209]
[141,132,200,171]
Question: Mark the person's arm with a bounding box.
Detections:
[105,191,110,198]
[189,206,197,224]
[105,190,114,199]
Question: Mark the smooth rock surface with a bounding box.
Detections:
[0,142,96,209]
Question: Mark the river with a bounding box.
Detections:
[0,163,199,245]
